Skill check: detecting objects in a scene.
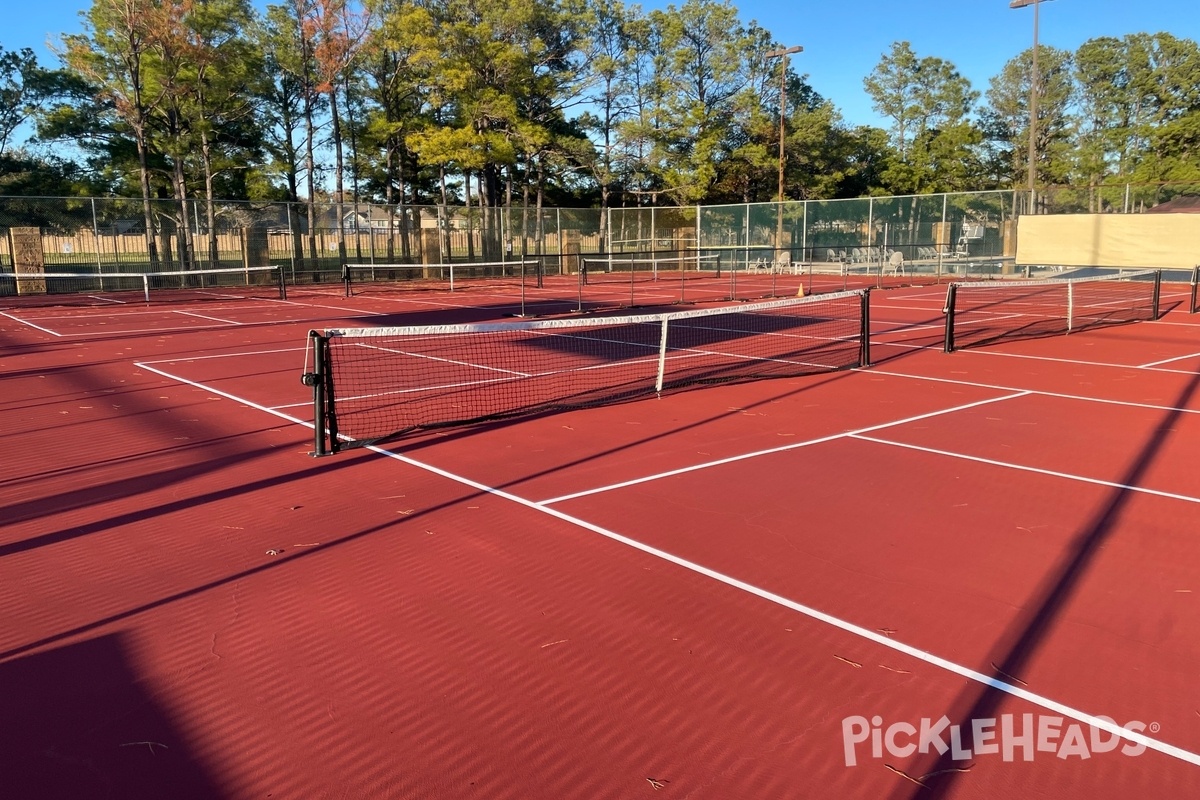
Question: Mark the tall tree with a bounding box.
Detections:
[0,46,52,157]
[647,0,759,204]
[576,0,634,223]
[265,0,328,268]
[306,0,372,264]
[1124,32,1200,188]
[182,0,262,263]
[64,0,166,265]
[863,41,982,194]
[1075,36,1133,205]
[981,44,1074,190]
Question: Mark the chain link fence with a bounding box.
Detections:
[3,182,1197,283]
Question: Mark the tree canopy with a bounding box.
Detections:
[2,1,1197,215]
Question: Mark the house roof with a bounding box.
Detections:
[1144,196,1200,213]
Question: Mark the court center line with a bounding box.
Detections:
[1140,350,1200,368]
[537,391,1030,505]
[174,310,242,325]
[137,360,1200,768]
[851,434,1200,506]
[866,366,1200,416]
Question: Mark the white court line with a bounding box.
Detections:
[62,323,222,336]
[136,360,1200,768]
[364,443,1200,767]
[873,340,941,351]
[866,311,1200,371]
[1140,350,1200,368]
[333,374,525,404]
[138,345,307,365]
[867,366,1200,416]
[174,310,242,325]
[19,297,289,319]
[318,350,706,407]
[851,434,1200,506]
[538,392,1030,505]
[356,342,532,377]
[0,311,64,337]
[967,349,1198,375]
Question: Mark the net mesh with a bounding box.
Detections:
[340,260,542,295]
[944,269,1160,351]
[580,253,720,282]
[312,290,867,451]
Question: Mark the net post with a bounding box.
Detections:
[305,331,330,456]
[630,259,636,308]
[143,274,150,303]
[859,288,871,367]
[679,256,686,304]
[943,283,958,353]
[655,317,670,394]
[278,264,287,300]
[342,263,351,298]
[576,261,584,313]
[1151,270,1162,319]
[1191,265,1199,314]
[520,260,527,317]
[1067,282,1075,332]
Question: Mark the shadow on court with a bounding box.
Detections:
[888,362,1200,799]
[0,634,227,800]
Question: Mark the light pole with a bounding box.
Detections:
[1010,0,1050,212]
[765,45,802,254]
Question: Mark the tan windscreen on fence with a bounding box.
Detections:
[1017,213,1200,268]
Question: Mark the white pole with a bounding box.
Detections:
[938,194,948,280]
[867,197,875,286]
[606,206,612,254]
[92,197,104,289]
[655,317,670,393]
[803,200,811,294]
[744,204,750,274]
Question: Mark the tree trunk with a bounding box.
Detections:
[133,122,159,269]
[172,158,192,271]
[303,94,318,275]
[439,164,451,261]
[330,88,348,266]
[200,129,219,267]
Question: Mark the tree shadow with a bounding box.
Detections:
[887,363,1200,798]
[0,633,227,800]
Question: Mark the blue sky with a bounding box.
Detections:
[4,0,1199,135]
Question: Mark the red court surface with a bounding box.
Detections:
[3,276,1200,799]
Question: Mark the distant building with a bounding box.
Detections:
[1144,196,1200,214]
